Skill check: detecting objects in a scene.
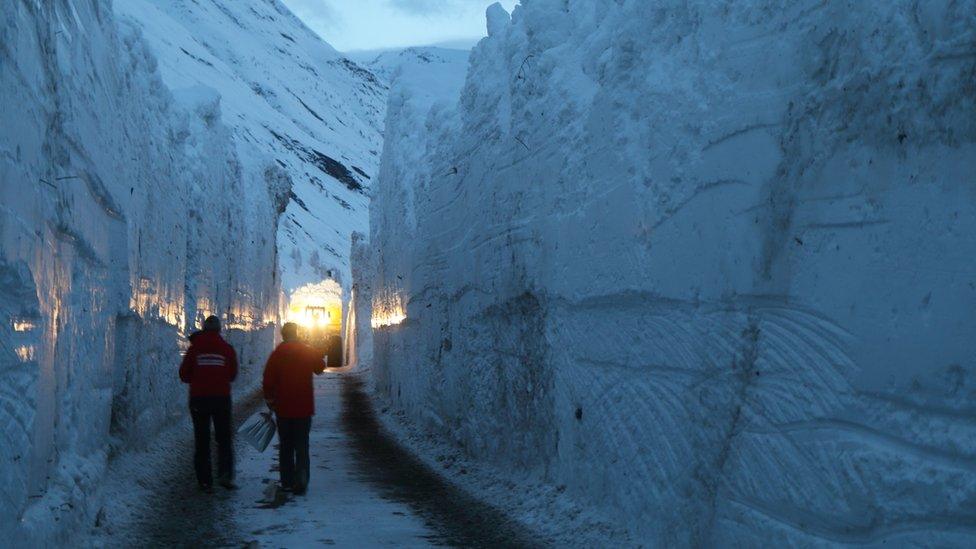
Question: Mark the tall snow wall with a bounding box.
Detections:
[362,1,976,545]
[0,1,286,542]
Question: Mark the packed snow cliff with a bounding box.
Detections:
[0,0,380,543]
[359,1,976,545]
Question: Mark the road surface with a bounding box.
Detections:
[101,369,539,548]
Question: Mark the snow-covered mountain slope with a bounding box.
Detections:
[351,47,470,108]
[0,0,295,543]
[359,1,976,545]
[115,0,386,293]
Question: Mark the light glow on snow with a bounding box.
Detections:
[15,345,35,362]
[223,317,262,332]
[12,319,36,332]
[371,310,406,329]
[222,301,276,332]
[130,276,184,326]
[194,296,214,321]
[371,289,406,329]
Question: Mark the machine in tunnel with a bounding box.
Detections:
[285,279,344,367]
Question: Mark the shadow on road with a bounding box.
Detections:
[128,373,542,548]
[340,374,545,548]
[136,390,264,547]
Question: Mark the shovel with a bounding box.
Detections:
[238,410,276,452]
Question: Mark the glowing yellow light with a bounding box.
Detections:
[130,276,184,327]
[371,311,406,329]
[286,280,343,333]
[12,319,36,332]
[15,345,35,362]
[371,288,406,329]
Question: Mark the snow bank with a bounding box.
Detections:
[0,1,284,542]
[362,0,976,544]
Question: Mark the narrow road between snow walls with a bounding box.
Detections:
[88,370,542,548]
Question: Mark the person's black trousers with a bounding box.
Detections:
[277,416,311,492]
[189,395,233,487]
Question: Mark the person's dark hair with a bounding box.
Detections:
[203,315,221,332]
[281,322,299,341]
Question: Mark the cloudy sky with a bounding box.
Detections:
[281,0,519,52]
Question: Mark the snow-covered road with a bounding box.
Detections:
[91,370,538,548]
[230,371,439,547]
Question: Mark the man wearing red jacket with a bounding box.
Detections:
[262,322,326,495]
[179,315,239,492]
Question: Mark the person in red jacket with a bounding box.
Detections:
[262,322,326,495]
[179,315,239,492]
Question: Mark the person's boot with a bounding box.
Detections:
[199,483,214,494]
[218,474,238,490]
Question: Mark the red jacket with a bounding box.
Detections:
[179,331,238,397]
[262,341,326,418]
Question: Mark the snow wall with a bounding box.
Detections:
[0,1,286,542]
[361,1,976,545]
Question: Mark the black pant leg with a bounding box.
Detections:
[277,417,296,487]
[294,417,311,492]
[190,398,213,486]
[213,396,234,481]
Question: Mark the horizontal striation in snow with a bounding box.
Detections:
[361,0,976,545]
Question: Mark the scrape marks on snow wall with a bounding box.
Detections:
[361,0,976,544]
